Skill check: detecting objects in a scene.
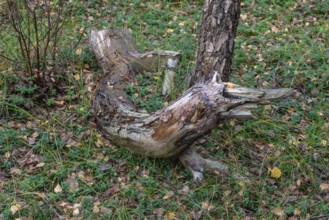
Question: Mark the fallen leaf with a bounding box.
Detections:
[240,14,247,20]
[201,201,214,211]
[100,207,112,216]
[28,138,36,145]
[166,28,174,33]
[55,100,65,106]
[271,207,285,216]
[153,208,163,216]
[73,208,80,216]
[271,167,282,179]
[59,202,68,207]
[73,203,81,208]
[5,152,11,158]
[190,210,203,220]
[54,183,62,193]
[31,131,39,138]
[165,212,175,220]
[10,168,22,175]
[74,74,80,81]
[294,208,301,216]
[93,205,100,213]
[103,183,120,197]
[95,138,104,147]
[163,190,175,200]
[226,82,235,88]
[178,185,189,195]
[20,154,40,166]
[36,162,45,168]
[320,183,329,191]
[65,173,79,192]
[75,48,82,55]
[10,204,22,215]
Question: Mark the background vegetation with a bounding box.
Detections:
[0,0,328,219]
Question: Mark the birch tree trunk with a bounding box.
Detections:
[89,0,295,181]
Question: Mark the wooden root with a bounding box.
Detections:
[89,28,295,180]
[179,148,229,181]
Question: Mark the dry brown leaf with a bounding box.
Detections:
[271,207,285,216]
[75,48,82,55]
[65,173,79,192]
[178,185,190,195]
[36,162,45,168]
[31,131,39,138]
[294,208,301,216]
[93,206,100,213]
[10,168,22,175]
[28,138,36,145]
[320,183,329,191]
[201,201,214,211]
[165,212,176,220]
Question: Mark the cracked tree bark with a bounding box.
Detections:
[190,0,241,85]
[89,0,295,181]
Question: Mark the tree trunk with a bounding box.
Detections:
[89,28,294,181]
[190,0,241,86]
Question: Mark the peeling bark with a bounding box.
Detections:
[89,28,295,180]
[190,0,241,85]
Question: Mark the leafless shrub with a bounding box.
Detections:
[1,0,69,88]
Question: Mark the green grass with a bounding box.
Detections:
[1,0,328,219]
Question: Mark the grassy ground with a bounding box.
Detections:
[1,0,328,219]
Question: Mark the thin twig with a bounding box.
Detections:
[310,214,329,220]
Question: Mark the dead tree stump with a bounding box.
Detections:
[89,28,295,181]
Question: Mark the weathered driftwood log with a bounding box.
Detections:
[90,29,295,181]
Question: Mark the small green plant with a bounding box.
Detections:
[125,74,165,113]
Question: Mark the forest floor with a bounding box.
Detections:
[0,0,328,219]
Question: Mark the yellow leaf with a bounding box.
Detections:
[166,28,174,33]
[74,74,80,81]
[75,48,82,55]
[165,212,175,220]
[93,206,100,213]
[96,138,104,146]
[271,167,282,179]
[226,82,236,88]
[294,208,301,216]
[5,151,11,158]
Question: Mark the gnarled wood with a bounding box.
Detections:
[90,29,295,179]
